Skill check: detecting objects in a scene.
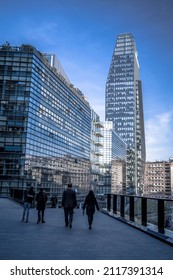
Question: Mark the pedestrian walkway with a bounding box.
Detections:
[0,198,173,260]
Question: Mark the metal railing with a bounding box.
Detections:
[106,194,173,241]
[6,188,173,243]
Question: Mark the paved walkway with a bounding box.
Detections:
[0,198,173,260]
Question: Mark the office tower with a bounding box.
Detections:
[105,33,146,194]
[0,43,91,198]
[99,121,126,194]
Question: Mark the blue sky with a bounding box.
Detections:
[1,0,173,161]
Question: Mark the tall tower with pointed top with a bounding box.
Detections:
[105,33,146,194]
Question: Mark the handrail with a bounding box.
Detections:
[106,193,173,241]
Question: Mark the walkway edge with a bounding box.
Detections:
[101,209,173,247]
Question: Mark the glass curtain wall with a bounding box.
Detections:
[0,44,91,200]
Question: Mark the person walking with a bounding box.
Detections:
[36,188,47,224]
[21,186,35,223]
[62,183,77,229]
[51,195,57,208]
[83,190,99,230]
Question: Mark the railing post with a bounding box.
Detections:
[158,199,165,234]
[120,195,124,218]
[113,194,117,214]
[142,197,147,226]
[130,196,134,222]
[107,194,111,212]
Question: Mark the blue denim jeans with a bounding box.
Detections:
[22,202,31,221]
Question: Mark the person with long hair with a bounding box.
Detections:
[83,190,99,230]
[36,188,47,224]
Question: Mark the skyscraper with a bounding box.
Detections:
[105,33,146,194]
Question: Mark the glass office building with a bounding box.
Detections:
[99,121,126,194]
[105,33,146,194]
[0,43,91,199]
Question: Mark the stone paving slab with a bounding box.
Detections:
[0,198,173,260]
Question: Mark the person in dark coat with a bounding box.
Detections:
[62,183,77,228]
[83,190,99,229]
[36,188,47,224]
[21,186,35,223]
[51,195,57,208]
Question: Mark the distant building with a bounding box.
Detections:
[99,121,126,194]
[170,158,173,196]
[90,109,103,192]
[105,33,146,194]
[144,160,172,197]
[0,43,91,198]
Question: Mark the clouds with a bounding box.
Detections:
[1,0,172,162]
[59,50,107,121]
[62,60,106,120]
[76,80,105,120]
[145,111,173,161]
[19,20,59,47]
[25,22,58,44]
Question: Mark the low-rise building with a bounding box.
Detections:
[144,160,172,197]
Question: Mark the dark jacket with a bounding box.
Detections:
[62,188,77,208]
[83,193,99,215]
[36,190,47,210]
[24,188,35,204]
